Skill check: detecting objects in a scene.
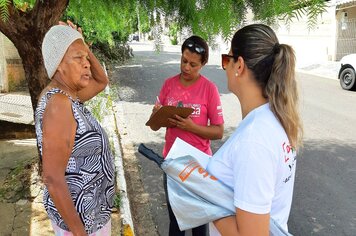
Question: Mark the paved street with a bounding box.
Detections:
[112,42,356,236]
[290,73,356,235]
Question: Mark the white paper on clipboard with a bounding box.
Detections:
[165,137,211,168]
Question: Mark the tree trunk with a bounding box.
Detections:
[16,42,49,112]
[0,0,69,112]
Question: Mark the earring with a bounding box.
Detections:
[235,72,239,77]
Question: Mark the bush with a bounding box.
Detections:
[91,41,133,66]
[170,37,178,45]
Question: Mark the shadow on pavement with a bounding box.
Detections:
[0,138,53,235]
[289,139,356,236]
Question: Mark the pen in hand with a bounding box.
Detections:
[155,96,161,106]
[152,96,162,114]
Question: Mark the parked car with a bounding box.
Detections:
[128,34,139,42]
[132,34,139,41]
[339,54,356,90]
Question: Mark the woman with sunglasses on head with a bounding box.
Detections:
[149,35,224,236]
[206,24,303,235]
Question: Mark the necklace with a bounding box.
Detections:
[48,79,78,100]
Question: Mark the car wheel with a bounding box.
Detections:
[339,67,356,90]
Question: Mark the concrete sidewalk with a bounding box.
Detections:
[0,138,54,235]
[297,61,340,80]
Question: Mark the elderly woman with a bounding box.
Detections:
[35,22,115,236]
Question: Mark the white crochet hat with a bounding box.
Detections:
[42,25,84,79]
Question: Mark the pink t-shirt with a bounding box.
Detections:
[158,74,224,157]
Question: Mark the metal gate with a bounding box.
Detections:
[336,18,356,60]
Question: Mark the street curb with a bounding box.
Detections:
[110,112,135,236]
[100,86,135,236]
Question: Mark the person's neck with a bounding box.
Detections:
[239,88,268,119]
[50,76,78,99]
[241,99,268,119]
[179,73,200,87]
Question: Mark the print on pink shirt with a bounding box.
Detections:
[191,104,201,117]
[159,74,224,157]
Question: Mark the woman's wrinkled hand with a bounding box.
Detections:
[58,20,93,47]
[59,20,83,35]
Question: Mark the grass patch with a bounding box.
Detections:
[113,192,122,209]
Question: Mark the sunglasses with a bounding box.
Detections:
[185,40,206,54]
[221,54,235,70]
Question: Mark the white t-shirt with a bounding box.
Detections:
[207,103,297,235]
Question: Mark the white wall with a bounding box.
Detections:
[274,3,337,67]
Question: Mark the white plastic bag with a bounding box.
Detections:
[162,139,292,236]
[139,138,292,235]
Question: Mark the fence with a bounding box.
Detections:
[336,18,356,60]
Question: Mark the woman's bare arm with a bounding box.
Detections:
[213,208,269,236]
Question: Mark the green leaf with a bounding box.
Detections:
[0,0,10,22]
[60,0,328,50]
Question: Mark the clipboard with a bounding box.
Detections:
[145,106,194,128]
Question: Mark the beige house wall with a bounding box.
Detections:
[0,33,7,92]
[0,32,25,92]
[3,34,21,59]
[337,1,356,15]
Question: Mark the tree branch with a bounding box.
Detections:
[31,0,69,35]
[291,0,327,11]
[0,0,22,39]
[0,0,69,45]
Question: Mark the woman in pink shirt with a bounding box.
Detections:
[149,35,224,236]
